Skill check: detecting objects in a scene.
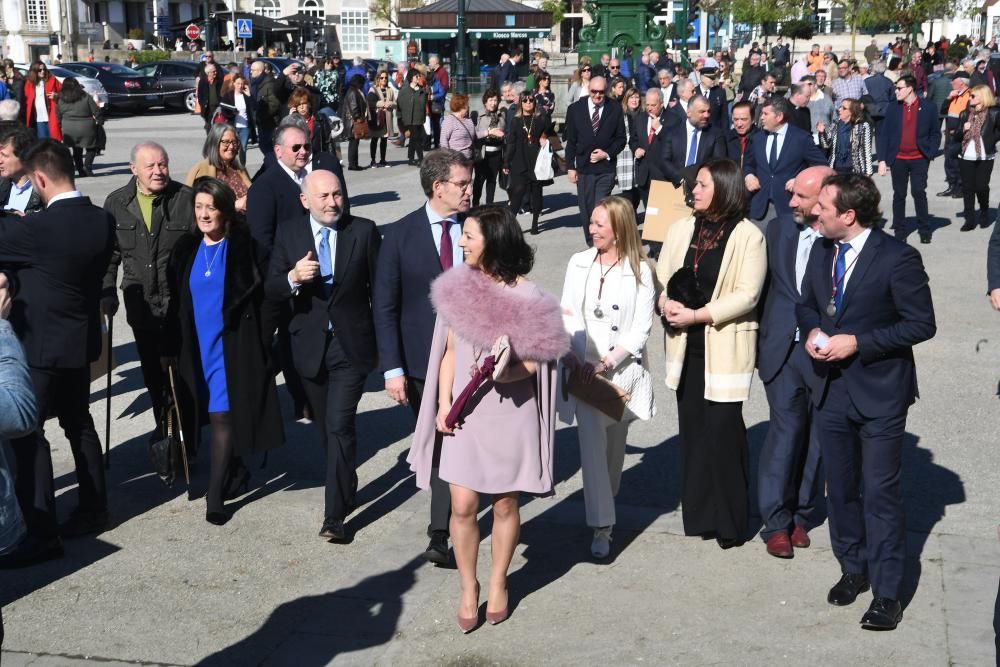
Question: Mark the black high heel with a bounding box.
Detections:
[206,510,232,526]
[222,462,251,501]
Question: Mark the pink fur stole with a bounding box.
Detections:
[430,264,569,363]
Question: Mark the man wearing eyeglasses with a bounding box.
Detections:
[875,74,941,244]
[374,149,473,565]
[564,76,626,246]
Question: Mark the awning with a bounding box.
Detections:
[401,27,551,39]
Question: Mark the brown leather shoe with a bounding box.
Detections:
[766,532,793,558]
[791,524,811,548]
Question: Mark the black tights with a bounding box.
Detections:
[370,136,387,163]
[206,412,233,515]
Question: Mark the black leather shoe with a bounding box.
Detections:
[951,190,964,198]
[60,508,109,539]
[919,232,932,244]
[0,535,64,569]
[935,188,954,197]
[827,573,870,606]
[319,518,346,541]
[422,530,450,565]
[861,597,902,630]
[206,510,232,526]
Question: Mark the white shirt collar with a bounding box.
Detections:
[774,123,789,138]
[842,226,872,255]
[278,159,310,185]
[46,190,83,207]
[310,215,335,238]
[424,200,456,225]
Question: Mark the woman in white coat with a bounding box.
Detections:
[560,196,656,559]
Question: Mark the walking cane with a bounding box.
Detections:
[104,313,113,469]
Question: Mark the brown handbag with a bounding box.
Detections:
[563,366,630,422]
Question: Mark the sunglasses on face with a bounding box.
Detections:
[609,65,619,69]
[590,89,606,95]
[288,143,309,152]
[581,68,591,72]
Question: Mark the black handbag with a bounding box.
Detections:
[148,368,190,488]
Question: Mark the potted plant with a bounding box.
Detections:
[126,28,146,51]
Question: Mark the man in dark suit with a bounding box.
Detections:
[875,74,941,244]
[0,128,42,216]
[744,97,827,221]
[660,95,727,198]
[0,140,115,567]
[786,83,814,134]
[247,120,347,422]
[696,69,729,131]
[564,76,626,245]
[797,173,936,630]
[757,165,834,559]
[373,149,471,564]
[726,101,756,169]
[266,170,380,542]
[628,88,672,205]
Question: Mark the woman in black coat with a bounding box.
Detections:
[503,90,554,235]
[219,74,256,161]
[167,177,283,524]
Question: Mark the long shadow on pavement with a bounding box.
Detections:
[198,556,423,665]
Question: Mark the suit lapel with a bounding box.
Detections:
[837,229,882,320]
[332,216,357,290]
[782,221,803,295]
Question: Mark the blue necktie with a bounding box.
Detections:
[318,227,333,297]
[686,128,699,167]
[768,132,778,170]
[834,241,851,312]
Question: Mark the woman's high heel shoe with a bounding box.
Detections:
[485,606,509,625]
[222,463,251,501]
[206,510,231,526]
[457,582,480,634]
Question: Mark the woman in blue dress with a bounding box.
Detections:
[168,178,283,525]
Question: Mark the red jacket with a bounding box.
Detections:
[23,76,62,141]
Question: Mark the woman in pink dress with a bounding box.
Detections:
[407,206,568,633]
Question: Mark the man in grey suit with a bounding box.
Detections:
[757,165,834,558]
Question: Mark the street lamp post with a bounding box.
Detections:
[456,0,467,94]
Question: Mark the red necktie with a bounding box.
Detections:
[439,220,453,271]
[648,121,655,144]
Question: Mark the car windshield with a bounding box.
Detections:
[96,64,141,75]
[47,66,77,78]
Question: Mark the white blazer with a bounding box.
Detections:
[559,247,656,422]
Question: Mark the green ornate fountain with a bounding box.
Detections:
[577,0,666,66]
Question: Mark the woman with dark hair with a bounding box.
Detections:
[534,72,555,118]
[817,98,875,176]
[655,158,766,549]
[396,68,428,166]
[55,78,99,177]
[2,60,24,106]
[343,74,369,171]
[559,196,655,559]
[956,84,1000,230]
[185,123,252,213]
[366,69,396,168]
[608,77,626,101]
[616,87,642,209]
[473,88,505,206]
[313,57,342,113]
[503,91,554,234]
[168,178,283,525]
[286,86,334,157]
[23,61,61,140]
[408,206,568,632]
[218,74,255,158]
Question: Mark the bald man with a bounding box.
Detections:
[756,165,834,559]
[265,170,381,542]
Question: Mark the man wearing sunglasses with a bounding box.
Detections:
[564,75,626,246]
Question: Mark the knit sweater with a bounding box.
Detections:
[656,216,767,402]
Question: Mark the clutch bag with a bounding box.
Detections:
[563,366,630,422]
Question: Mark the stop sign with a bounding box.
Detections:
[185,23,201,40]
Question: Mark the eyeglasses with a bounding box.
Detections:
[895,85,908,91]
[581,68,591,72]
[521,98,535,104]
[445,179,473,190]
[590,89,606,96]
[289,143,309,152]
[220,139,239,147]
[609,65,620,70]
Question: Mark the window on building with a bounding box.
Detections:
[341,9,370,54]
[254,0,280,19]
[298,0,324,19]
[26,0,48,30]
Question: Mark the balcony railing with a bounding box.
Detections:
[26,21,50,31]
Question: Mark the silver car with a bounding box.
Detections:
[16,64,110,107]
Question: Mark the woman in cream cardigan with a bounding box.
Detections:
[560,196,656,559]
[655,158,766,550]
[186,123,252,214]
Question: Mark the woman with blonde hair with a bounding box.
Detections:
[560,196,655,559]
[955,84,1000,230]
[655,158,766,550]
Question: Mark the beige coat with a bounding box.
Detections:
[184,159,252,189]
[655,216,767,402]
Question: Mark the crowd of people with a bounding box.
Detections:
[6,34,1000,641]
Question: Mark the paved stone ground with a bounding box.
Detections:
[0,111,997,666]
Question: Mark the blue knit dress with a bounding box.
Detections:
[190,237,230,412]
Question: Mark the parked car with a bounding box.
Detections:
[133,60,199,112]
[15,64,109,107]
[59,62,158,113]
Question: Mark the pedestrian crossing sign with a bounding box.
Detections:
[237,18,252,38]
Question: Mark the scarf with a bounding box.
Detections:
[963,106,988,159]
